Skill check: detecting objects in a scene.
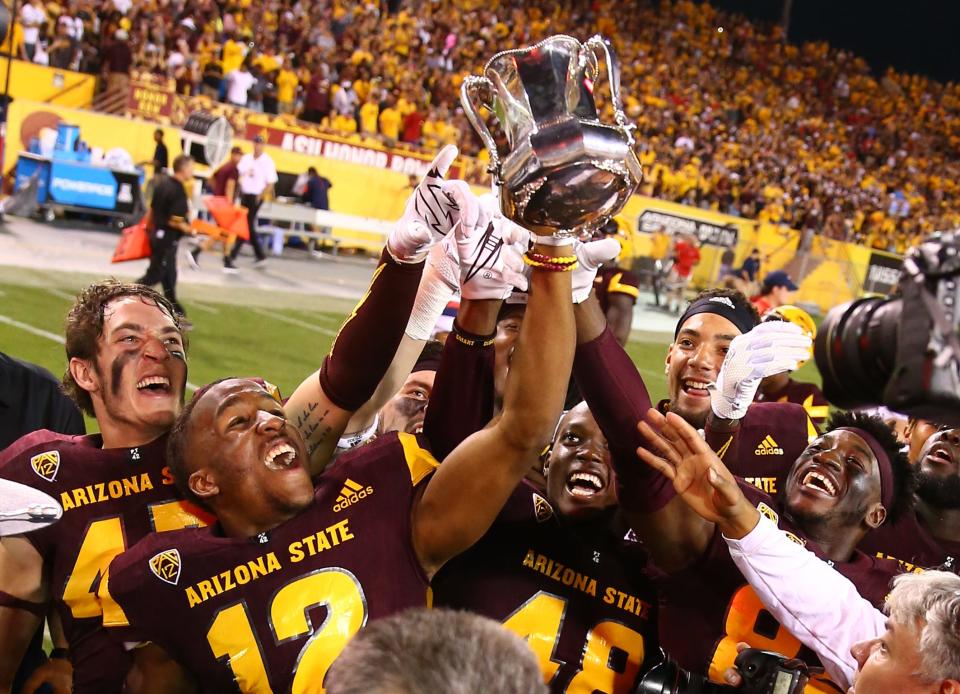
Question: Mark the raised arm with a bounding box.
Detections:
[412,238,573,577]
[574,295,716,570]
[422,207,526,459]
[284,146,476,473]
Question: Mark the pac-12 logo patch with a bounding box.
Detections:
[30,451,60,482]
[532,493,553,522]
[756,502,779,524]
[149,549,182,585]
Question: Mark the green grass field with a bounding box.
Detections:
[0,274,822,435]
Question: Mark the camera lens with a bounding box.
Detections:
[813,296,901,409]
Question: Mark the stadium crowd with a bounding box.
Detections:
[9,0,960,252]
[1,142,959,694]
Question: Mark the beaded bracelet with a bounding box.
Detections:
[522,253,579,272]
[525,251,578,265]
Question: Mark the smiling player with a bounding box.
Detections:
[0,144,476,693]
[95,224,577,692]
[860,421,960,573]
[572,293,914,687]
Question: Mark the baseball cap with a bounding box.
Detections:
[230,145,242,154]
[763,270,798,291]
[252,134,265,144]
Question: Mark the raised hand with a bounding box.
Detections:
[388,145,466,263]
[636,408,756,532]
[709,321,812,420]
[571,237,621,304]
[451,194,529,301]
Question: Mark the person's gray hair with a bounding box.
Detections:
[325,608,548,694]
[886,570,960,682]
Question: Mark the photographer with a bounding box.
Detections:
[637,410,960,692]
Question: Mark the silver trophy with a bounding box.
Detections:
[461,34,642,238]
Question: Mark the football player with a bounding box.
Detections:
[427,237,660,693]
[573,302,914,686]
[860,420,960,573]
[591,219,640,345]
[0,145,475,693]
[664,289,820,498]
[96,220,576,692]
[754,305,830,428]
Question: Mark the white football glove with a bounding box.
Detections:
[709,321,814,420]
[572,237,621,304]
[450,195,530,301]
[388,145,477,263]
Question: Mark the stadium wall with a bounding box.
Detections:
[0,58,95,108]
[4,99,889,312]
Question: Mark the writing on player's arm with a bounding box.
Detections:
[573,294,716,572]
[0,537,47,693]
[412,242,575,578]
[284,146,472,473]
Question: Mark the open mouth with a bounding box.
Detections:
[565,471,605,499]
[680,378,712,398]
[799,469,838,497]
[136,376,172,394]
[925,445,957,468]
[264,440,298,471]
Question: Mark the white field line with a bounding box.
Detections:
[249,307,337,336]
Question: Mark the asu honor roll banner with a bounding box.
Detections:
[4,98,903,312]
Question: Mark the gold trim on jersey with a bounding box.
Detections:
[397,432,439,486]
[715,435,734,460]
[607,272,640,299]
[807,414,819,443]
[97,568,130,627]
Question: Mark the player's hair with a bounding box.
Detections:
[827,410,916,523]
[62,280,187,416]
[684,287,760,324]
[886,570,960,682]
[325,608,547,694]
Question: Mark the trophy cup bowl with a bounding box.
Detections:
[461,34,642,238]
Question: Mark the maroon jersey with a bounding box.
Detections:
[705,402,819,500]
[100,432,436,692]
[755,378,830,429]
[653,481,899,690]
[859,511,960,574]
[593,266,640,313]
[432,482,659,694]
[0,431,209,693]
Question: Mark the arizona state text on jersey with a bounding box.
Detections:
[433,482,659,694]
[0,431,209,693]
[99,433,437,693]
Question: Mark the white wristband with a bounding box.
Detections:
[405,263,456,341]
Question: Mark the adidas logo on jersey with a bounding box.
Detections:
[755,435,784,456]
[333,478,373,512]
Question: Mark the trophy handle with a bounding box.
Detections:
[584,35,636,146]
[460,76,502,183]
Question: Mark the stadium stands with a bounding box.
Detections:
[12,0,960,251]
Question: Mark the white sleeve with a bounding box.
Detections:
[267,158,278,185]
[723,516,886,689]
